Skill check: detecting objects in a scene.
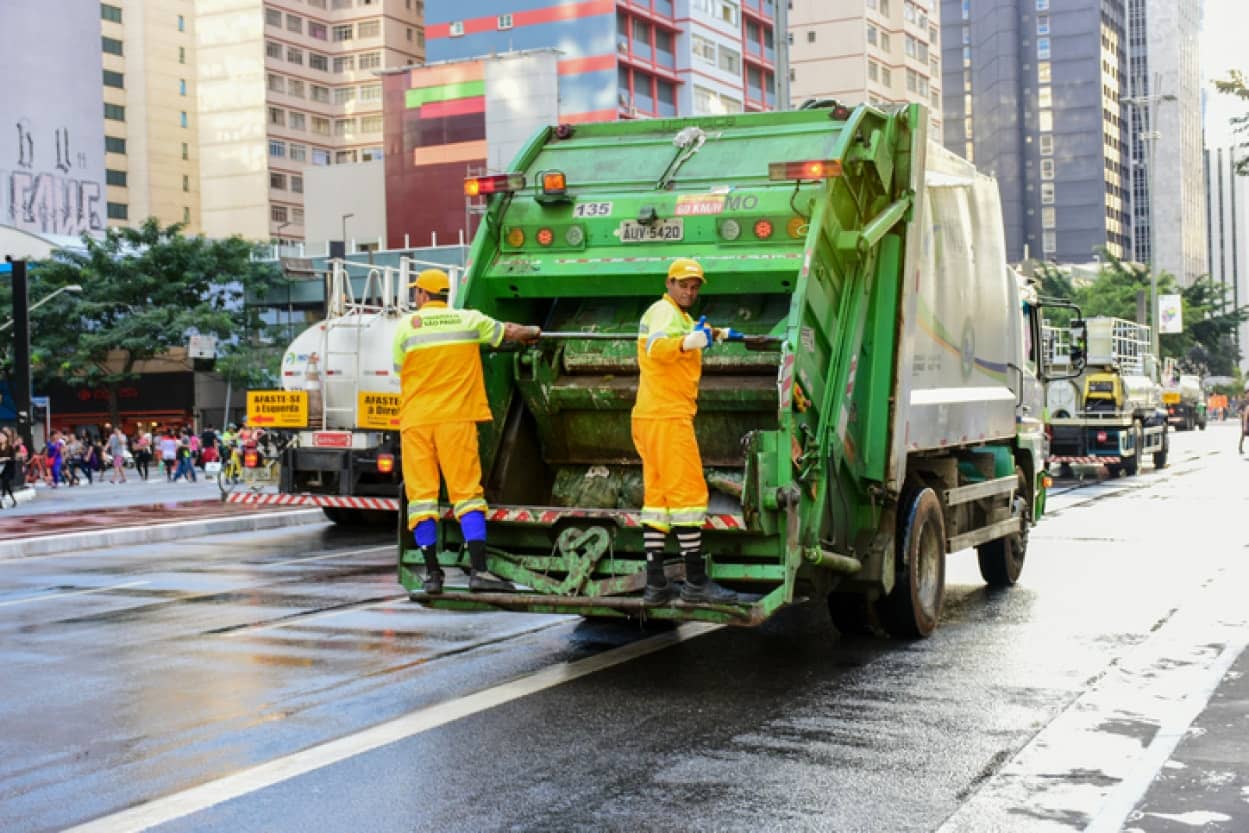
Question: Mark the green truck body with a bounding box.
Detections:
[400,103,1052,636]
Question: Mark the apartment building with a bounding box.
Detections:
[1205,145,1248,366]
[940,0,1128,265]
[100,1,201,232]
[191,0,424,242]
[787,0,941,134]
[423,0,780,122]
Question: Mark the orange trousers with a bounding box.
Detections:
[401,421,487,530]
[631,416,708,532]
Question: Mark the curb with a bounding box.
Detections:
[0,508,327,560]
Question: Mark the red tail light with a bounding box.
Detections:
[1096,431,1107,443]
[768,159,844,181]
[377,453,394,474]
[244,450,260,468]
[464,173,525,197]
[753,219,774,239]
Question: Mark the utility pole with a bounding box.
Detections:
[5,257,32,451]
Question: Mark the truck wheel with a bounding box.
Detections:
[1123,423,1143,476]
[976,468,1029,587]
[876,487,945,638]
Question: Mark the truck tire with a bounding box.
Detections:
[1123,422,1143,476]
[976,468,1029,587]
[876,487,945,638]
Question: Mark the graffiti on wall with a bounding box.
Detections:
[5,118,103,236]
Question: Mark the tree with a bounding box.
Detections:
[1214,70,1249,175]
[21,219,283,426]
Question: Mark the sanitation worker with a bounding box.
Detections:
[634,257,740,606]
[393,268,541,594]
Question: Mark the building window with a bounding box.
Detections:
[692,35,716,64]
[101,4,122,23]
[1042,229,1056,253]
[268,73,285,93]
[180,111,189,128]
[1042,206,1056,228]
[358,52,381,70]
[291,174,304,193]
[1038,109,1053,132]
[360,114,382,133]
[265,7,281,26]
[336,149,358,163]
[1038,86,1052,109]
[289,112,306,130]
[1040,158,1055,180]
[288,79,305,97]
[310,53,328,71]
[271,205,289,223]
[177,14,185,31]
[807,30,815,43]
[335,118,354,137]
[292,207,305,224]
[102,36,123,55]
[308,22,327,40]
[105,135,126,154]
[179,46,186,63]
[180,79,187,96]
[359,83,381,102]
[1037,61,1051,83]
[106,169,127,187]
[270,172,287,190]
[287,46,303,65]
[290,143,307,161]
[269,139,286,157]
[1040,182,1055,204]
[269,106,285,126]
[183,207,191,224]
[1036,14,1049,35]
[182,174,190,192]
[311,116,331,135]
[357,19,380,38]
[497,13,513,30]
[107,202,128,220]
[868,60,879,82]
[104,103,125,121]
[1037,37,1050,59]
[312,148,331,165]
[334,86,356,104]
[103,70,124,88]
[334,55,355,73]
[181,142,188,160]
[266,40,283,59]
[311,85,330,103]
[867,24,877,46]
[881,67,892,87]
[287,14,302,34]
[450,21,464,37]
[880,32,891,51]
[718,46,740,74]
[1036,0,1049,8]
[333,24,353,41]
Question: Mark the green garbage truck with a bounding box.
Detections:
[400,102,1068,637]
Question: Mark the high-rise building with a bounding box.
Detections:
[940,0,1128,265]
[1204,145,1248,366]
[787,0,942,134]
[193,0,424,243]
[423,0,780,122]
[100,1,201,232]
[1124,0,1205,285]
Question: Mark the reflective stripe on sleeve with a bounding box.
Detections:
[400,329,482,352]
[408,500,439,520]
[453,497,488,518]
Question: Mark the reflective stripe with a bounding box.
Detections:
[645,331,667,354]
[641,507,670,530]
[408,500,439,519]
[487,321,504,347]
[453,497,488,518]
[401,329,481,352]
[668,507,707,526]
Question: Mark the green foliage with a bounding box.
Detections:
[2,219,282,422]
[1214,70,1249,176]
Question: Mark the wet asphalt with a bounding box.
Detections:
[1,423,1246,832]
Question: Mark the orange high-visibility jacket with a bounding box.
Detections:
[633,294,701,419]
[391,301,505,428]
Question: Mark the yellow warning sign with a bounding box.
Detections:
[357,392,401,430]
[247,390,308,428]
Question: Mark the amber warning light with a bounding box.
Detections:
[464,173,525,197]
[768,160,844,181]
[541,171,567,195]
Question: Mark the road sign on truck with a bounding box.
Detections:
[398,102,1076,636]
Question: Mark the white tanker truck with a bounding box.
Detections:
[232,258,459,524]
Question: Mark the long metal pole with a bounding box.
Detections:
[8,258,33,450]
[1148,120,1159,363]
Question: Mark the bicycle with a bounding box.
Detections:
[217,444,283,498]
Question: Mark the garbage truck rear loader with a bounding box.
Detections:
[400,103,1057,636]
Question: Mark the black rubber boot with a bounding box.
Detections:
[643,578,680,606]
[466,540,514,592]
[420,546,444,594]
[680,552,738,604]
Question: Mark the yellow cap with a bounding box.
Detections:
[411,268,450,295]
[667,257,706,283]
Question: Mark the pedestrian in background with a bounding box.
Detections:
[133,428,152,481]
[173,431,197,482]
[107,427,128,484]
[159,428,178,480]
[82,437,103,484]
[0,430,18,508]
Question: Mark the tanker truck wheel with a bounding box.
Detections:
[876,487,945,638]
[1122,422,1143,476]
[976,468,1029,587]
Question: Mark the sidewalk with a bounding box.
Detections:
[0,470,323,559]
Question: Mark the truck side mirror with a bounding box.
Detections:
[1068,319,1087,369]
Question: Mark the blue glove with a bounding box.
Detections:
[682,316,714,351]
[713,327,745,344]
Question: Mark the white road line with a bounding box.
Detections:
[0,580,150,608]
[263,545,392,568]
[62,622,722,833]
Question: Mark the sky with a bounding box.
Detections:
[1200,0,1249,144]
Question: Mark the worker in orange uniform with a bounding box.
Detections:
[393,268,541,594]
[633,257,740,606]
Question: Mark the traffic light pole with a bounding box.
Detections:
[5,257,33,450]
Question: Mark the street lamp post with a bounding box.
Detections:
[0,284,83,333]
[1124,90,1177,364]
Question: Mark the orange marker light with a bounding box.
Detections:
[463,172,525,197]
[753,219,774,239]
[536,227,554,246]
[542,171,567,194]
[506,227,526,247]
[377,453,395,474]
[787,216,806,238]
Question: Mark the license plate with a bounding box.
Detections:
[618,218,683,243]
[312,431,352,448]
